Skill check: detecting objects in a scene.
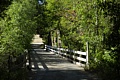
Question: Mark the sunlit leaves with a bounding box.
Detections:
[0,0,37,55]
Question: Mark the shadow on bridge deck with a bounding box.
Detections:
[28,44,100,80]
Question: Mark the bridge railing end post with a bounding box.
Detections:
[86,42,89,67]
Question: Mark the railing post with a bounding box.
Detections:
[86,42,89,66]
[45,45,47,50]
[27,49,31,70]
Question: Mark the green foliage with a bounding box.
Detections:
[0,0,37,55]
[0,0,13,17]
[0,0,38,79]
[36,0,120,79]
[36,0,62,45]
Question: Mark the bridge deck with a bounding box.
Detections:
[28,45,99,80]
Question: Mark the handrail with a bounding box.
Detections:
[45,45,89,67]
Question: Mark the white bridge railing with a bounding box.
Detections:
[45,44,89,67]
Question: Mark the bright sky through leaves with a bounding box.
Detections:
[38,0,44,5]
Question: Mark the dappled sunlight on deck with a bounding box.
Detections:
[28,44,99,80]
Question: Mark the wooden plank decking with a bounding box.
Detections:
[28,45,100,80]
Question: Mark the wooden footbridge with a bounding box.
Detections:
[27,35,100,80]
